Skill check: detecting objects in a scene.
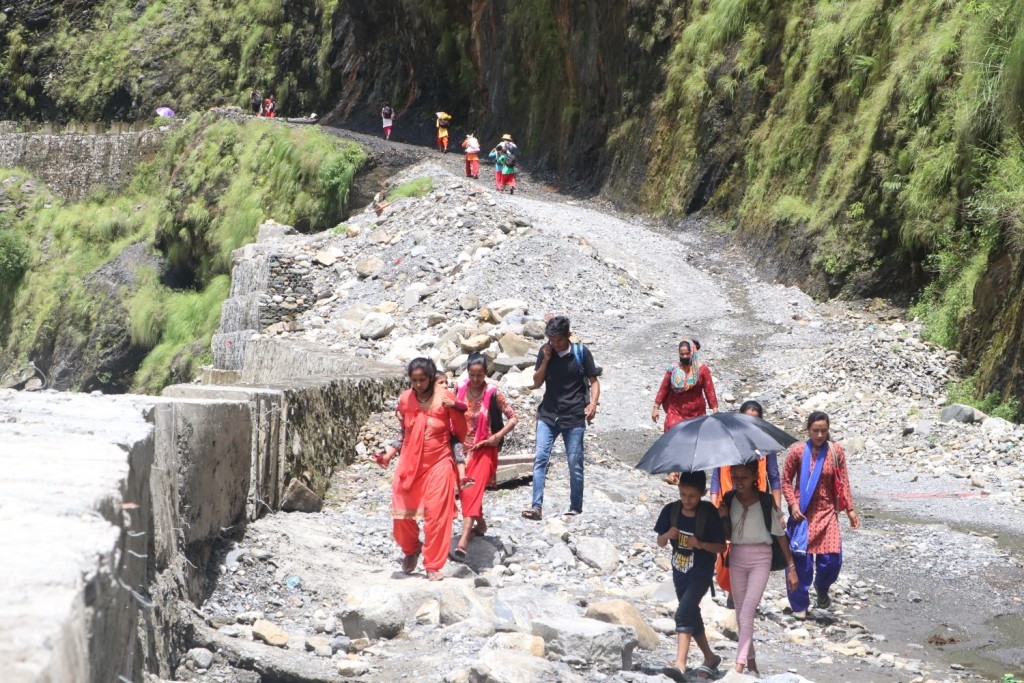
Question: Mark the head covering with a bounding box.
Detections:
[668,338,704,392]
[501,133,513,141]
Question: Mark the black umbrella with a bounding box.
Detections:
[636,413,798,474]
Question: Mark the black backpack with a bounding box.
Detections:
[382,106,393,119]
[722,491,788,571]
[503,151,517,168]
[488,394,505,448]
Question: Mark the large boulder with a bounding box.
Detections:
[497,332,536,358]
[460,333,492,352]
[467,650,581,683]
[359,313,395,340]
[280,479,323,513]
[575,536,621,572]
[531,616,638,670]
[940,403,985,424]
[492,586,579,633]
[585,599,660,650]
[485,299,529,319]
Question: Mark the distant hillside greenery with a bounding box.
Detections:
[0,0,338,119]
[0,114,364,392]
[3,0,1024,410]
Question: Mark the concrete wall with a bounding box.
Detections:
[0,125,168,201]
[0,390,251,683]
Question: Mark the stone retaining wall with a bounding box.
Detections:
[0,124,169,200]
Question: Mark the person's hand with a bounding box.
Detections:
[786,567,799,592]
[847,509,861,529]
[790,510,805,523]
[441,395,455,408]
[371,451,392,469]
[585,402,598,422]
[664,527,680,542]
[651,406,660,423]
[541,344,553,362]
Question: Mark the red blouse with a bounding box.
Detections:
[654,365,718,431]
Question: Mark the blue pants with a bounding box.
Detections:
[530,420,585,512]
[787,550,842,612]
[673,570,713,634]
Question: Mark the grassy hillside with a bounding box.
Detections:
[0,114,364,392]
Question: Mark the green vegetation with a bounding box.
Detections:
[0,0,339,119]
[947,374,1021,421]
[387,177,433,201]
[0,114,364,392]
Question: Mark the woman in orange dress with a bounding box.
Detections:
[375,358,468,581]
[451,353,519,559]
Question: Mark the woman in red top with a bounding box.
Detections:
[451,353,519,559]
[651,339,718,431]
[652,339,718,485]
[375,358,468,581]
[781,411,860,618]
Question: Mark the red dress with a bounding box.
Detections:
[781,442,853,554]
[654,364,718,431]
[391,389,467,572]
[457,383,518,519]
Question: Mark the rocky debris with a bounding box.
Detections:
[185,648,214,670]
[280,478,323,513]
[585,599,660,650]
[531,616,639,670]
[189,162,1014,683]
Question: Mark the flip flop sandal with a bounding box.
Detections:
[521,508,542,521]
[401,548,421,574]
[816,593,832,609]
[660,666,687,682]
[427,570,445,582]
[695,666,716,680]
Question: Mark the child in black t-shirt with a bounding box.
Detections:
[654,470,726,681]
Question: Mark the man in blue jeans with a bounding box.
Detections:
[521,315,601,520]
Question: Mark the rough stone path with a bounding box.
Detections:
[176,134,1024,683]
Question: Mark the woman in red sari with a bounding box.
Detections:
[375,358,468,581]
[451,353,519,559]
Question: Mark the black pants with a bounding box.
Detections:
[673,569,713,634]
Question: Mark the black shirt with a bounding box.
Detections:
[535,344,597,429]
[654,501,724,577]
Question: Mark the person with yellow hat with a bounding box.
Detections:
[436,112,452,153]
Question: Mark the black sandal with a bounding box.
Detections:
[521,507,542,521]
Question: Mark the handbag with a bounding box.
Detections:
[828,442,852,512]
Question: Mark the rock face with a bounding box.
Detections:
[531,616,638,670]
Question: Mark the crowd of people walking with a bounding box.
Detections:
[373,326,858,674]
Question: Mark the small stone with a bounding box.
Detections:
[356,256,384,278]
[360,313,395,340]
[459,295,480,311]
[330,635,352,654]
[187,648,214,670]
[280,479,323,513]
[337,660,370,677]
[252,619,290,647]
[236,611,263,625]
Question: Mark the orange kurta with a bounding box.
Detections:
[391,389,467,572]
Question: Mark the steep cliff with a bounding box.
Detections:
[4,0,1024,410]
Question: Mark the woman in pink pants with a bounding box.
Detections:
[719,462,798,675]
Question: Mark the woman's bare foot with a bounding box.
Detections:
[427,570,444,582]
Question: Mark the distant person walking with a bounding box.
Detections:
[652,339,718,485]
[781,411,860,619]
[487,135,519,193]
[436,112,451,153]
[262,95,276,118]
[373,358,468,581]
[250,87,262,115]
[522,316,600,520]
[461,133,481,178]
[452,353,519,559]
[381,104,394,140]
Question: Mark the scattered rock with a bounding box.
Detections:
[359,312,395,340]
[575,536,621,572]
[252,619,290,647]
[531,616,638,670]
[585,599,660,650]
[187,647,214,670]
[280,478,323,513]
[355,256,384,278]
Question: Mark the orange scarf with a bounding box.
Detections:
[395,390,431,492]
